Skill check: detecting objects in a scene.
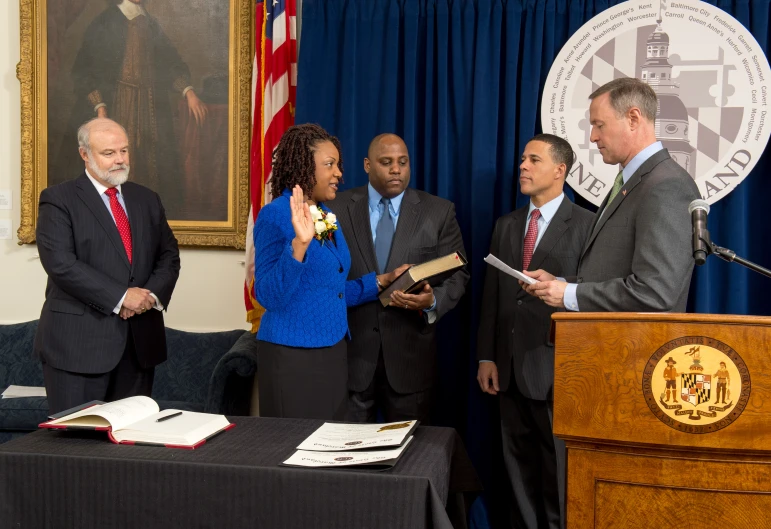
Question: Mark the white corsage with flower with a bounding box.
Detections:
[309,205,338,245]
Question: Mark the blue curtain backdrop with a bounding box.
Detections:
[296,0,771,525]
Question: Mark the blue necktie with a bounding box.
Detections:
[375,198,394,273]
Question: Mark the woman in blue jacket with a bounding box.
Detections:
[253,124,405,420]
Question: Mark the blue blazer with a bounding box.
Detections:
[253,189,378,347]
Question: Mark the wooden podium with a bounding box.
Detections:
[552,312,771,529]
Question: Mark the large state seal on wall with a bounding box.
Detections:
[541,0,771,206]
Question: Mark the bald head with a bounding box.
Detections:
[365,133,411,199]
[367,133,407,159]
[78,118,128,154]
[78,118,130,188]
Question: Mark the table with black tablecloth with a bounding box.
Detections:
[0,416,481,529]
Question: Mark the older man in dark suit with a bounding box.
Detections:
[477,134,594,529]
[34,118,180,414]
[328,133,469,423]
[526,78,700,313]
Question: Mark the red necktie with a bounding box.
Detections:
[522,209,541,271]
[105,187,133,264]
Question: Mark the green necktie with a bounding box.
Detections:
[606,170,625,205]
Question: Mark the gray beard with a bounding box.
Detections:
[90,162,130,187]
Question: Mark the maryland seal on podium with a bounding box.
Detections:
[642,336,751,433]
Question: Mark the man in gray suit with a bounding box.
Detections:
[477,134,594,529]
[329,133,469,423]
[526,78,700,313]
[35,118,180,414]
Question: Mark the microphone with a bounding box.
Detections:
[688,199,710,266]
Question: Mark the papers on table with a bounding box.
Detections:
[297,420,417,451]
[284,437,414,468]
[484,253,537,285]
[2,385,47,399]
[284,421,418,469]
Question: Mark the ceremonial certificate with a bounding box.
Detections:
[297,420,418,451]
[284,437,414,469]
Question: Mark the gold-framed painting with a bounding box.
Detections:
[17,0,253,248]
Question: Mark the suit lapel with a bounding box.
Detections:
[348,188,379,272]
[528,197,572,272]
[509,208,526,272]
[508,209,529,300]
[586,172,641,241]
[387,188,420,272]
[588,194,611,237]
[122,183,142,272]
[581,149,670,259]
[75,174,131,270]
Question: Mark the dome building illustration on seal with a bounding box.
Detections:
[641,16,696,178]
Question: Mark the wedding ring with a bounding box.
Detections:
[404,304,408,309]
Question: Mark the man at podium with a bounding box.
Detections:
[524,78,700,313]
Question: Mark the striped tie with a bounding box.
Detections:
[522,209,541,271]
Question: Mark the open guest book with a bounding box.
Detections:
[38,396,234,449]
[283,420,418,469]
[378,252,467,307]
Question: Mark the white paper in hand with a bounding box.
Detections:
[484,254,538,285]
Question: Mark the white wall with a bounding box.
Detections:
[0,2,250,333]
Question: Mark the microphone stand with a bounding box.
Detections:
[697,232,771,279]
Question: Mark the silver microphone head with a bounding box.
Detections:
[688,199,710,215]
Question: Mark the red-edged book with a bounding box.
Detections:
[39,396,234,450]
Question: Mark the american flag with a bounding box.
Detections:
[245,0,298,332]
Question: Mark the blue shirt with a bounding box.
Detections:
[563,142,664,311]
[86,170,129,224]
[368,183,405,243]
[367,183,437,316]
[621,142,664,186]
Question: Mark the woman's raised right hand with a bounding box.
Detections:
[290,185,314,246]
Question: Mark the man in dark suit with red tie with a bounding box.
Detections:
[34,118,180,414]
[477,134,594,529]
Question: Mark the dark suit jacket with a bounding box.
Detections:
[575,149,700,312]
[328,186,469,394]
[34,173,180,374]
[477,197,594,400]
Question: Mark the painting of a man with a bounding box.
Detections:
[76,0,207,190]
[48,0,229,222]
